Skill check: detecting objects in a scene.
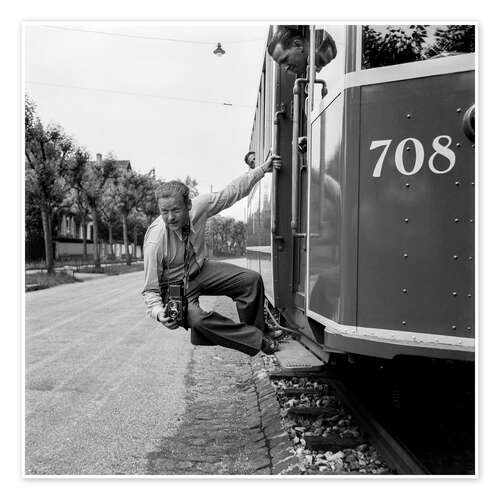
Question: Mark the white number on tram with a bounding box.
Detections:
[370,135,456,177]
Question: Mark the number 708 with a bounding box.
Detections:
[370,135,456,177]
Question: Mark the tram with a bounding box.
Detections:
[245,24,475,363]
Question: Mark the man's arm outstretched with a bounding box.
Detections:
[207,154,281,217]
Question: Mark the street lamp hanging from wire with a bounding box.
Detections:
[213,42,225,56]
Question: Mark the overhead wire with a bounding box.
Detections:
[26,80,253,108]
[38,25,264,46]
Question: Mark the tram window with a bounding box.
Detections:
[312,25,346,113]
[362,25,475,70]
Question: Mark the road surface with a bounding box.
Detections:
[25,271,203,475]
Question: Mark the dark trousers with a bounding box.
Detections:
[184,260,265,356]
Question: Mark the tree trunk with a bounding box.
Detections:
[91,206,100,269]
[133,227,138,259]
[122,213,130,266]
[81,215,88,260]
[40,203,54,274]
[108,223,114,259]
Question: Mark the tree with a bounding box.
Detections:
[111,167,142,265]
[206,215,246,257]
[63,147,116,268]
[362,25,428,69]
[425,25,475,58]
[61,155,92,260]
[135,171,160,226]
[80,155,117,268]
[174,175,199,198]
[25,96,73,273]
[363,25,475,70]
[231,220,246,256]
[128,209,148,259]
[99,183,121,259]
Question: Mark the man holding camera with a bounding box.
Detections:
[142,154,281,356]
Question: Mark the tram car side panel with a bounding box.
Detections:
[246,53,277,303]
[248,25,475,362]
[356,70,475,350]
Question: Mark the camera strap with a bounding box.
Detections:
[164,225,193,292]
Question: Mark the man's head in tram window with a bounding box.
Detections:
[267,26,337,75]
[244,151,255,169]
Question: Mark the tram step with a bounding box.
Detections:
[275,339,324,370]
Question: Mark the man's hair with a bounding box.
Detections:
[267,26,304,56]
[156,181,190,206]
[244,151,255,166]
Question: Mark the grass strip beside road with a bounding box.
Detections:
[25,263,144,291]
[79,262,144,275]
[25,271,81,291]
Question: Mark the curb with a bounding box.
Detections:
[249,355,301,475]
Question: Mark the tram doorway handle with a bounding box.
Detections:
[272,104,286,250]
[291,77,328,239]
[291,78,308,239]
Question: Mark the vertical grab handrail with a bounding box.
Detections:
[291,78,308,237]
[272,104,286,242]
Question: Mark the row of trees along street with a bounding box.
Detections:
[25,96,247,274]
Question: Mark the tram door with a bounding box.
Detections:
[285,26,311,313]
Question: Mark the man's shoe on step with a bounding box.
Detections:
[261,336,279,355]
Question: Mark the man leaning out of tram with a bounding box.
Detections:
[267,25,337,75]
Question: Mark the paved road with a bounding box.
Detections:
[25,271,206,475]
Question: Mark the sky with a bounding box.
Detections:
[24,22,270,220]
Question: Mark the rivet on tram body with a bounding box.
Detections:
[471,181,475,186]
[404,218,409,223]
[453,255,458,260]
[454,218,460,223]
[472,144,475,149]
[458,339,463,344]
[452,325,457,330]
[406,113,411,119]
[457,108,462,113]
[402,288,408,294]
[467,293,472,298]
[452,291,458,297]
[402,321,407,326]
[456,143,461,148]
[467,326,472,331]
[469,219,474,223]
[405,183,410,188]
[403,253,409,258]
[412,335,416,341]
[455,181,460,186]
[406,147,411,151]
[468,256,473,261]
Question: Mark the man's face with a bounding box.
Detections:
[271,39,308,75]
[158,194,191,231]
[247,153,255,168]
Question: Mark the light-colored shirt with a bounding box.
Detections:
[142,166,266,320]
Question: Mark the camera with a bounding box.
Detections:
[163,284,187,328]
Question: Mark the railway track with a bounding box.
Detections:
[269,367,430,475]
